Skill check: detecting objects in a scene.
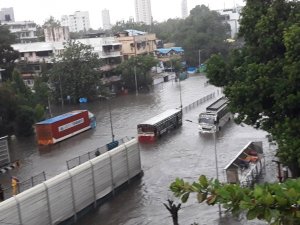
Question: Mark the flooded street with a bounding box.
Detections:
[5,75,277,225]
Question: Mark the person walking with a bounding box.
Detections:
[11,176,20,196]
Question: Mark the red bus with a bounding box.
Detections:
[137,109,182,142]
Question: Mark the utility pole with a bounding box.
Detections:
[133,31,138,96]
[108,97,115,142]
[58,73,64,108]
[47,95,52,117]
[179,79,183,109]
[198,49,201,69]
[214,129,221,217]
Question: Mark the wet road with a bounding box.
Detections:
[5,75,277,225]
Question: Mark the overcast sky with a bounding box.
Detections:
[1,0,245,29]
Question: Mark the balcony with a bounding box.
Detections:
[100,51,122,58]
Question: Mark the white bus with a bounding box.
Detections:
[198,97,231,133]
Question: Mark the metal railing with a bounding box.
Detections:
[66,137,133,170]
[0,138,141,225]
[182,92,215,113]
[1,171,46,201]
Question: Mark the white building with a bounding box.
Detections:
[216,7,242,38]
[61,11,90,32]
[44,26,70,42]
[12,37,122,87]
[0,7,15,22]
[181,0,188,19]
[102,9,112,30]
[4,21,38,43]
[135,0,152,25]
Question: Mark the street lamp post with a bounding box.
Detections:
[179,78,183,109]
[107,97,115,142]
[185,120,221,217]
[58,73,64,108]
[133,33,138,96]
[47,95,53,118]
[213,126,221,217]
[198,49,201,69]
[134,65,138,96]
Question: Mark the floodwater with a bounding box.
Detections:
[4,75,277,225]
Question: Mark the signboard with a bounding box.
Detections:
[58,118,84,132]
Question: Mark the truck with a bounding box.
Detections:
[35,110,96,145]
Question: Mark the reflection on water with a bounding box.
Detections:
[2,76,275,225]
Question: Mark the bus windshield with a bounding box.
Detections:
[199,116,215,124]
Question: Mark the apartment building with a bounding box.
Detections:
[11,37,122,88]
[181,0,188,19]
[102,9,112,30]
[216,6,242,38]
[135,0,152,25]
[61,11,90,32]
[44,26,70,42]
[3,21,38,43]
[116,29,156,60]
[0,7,15,22]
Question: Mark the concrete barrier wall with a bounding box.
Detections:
[0,138,141,225]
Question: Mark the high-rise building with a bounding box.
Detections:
[135,0,152,25]
[102,9,112,30]
[181,0,188,19]
[0,7,15,22]
[61,11,90,32]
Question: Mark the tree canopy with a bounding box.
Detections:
[0,70,40,137]
[170,175,300,225]
[49,41,104,103]
[206,0,300,176]
[152,5,230,66]
[116,55,157,91]
[110,5,230,67]
[0,25,19,81]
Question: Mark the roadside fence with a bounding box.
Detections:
[182,92,215,113]
[66,136,133,170]
[0,138,141,225]
[1,171,46,201]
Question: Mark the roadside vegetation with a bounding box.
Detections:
[206,0,300,177]
[168,1,300,224]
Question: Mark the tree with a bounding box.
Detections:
[153,5,230,66]
[0,25,19,81]
[170,175,300,225]
[205,0,300,176]
[163,199,181,225]
[14,105,35,137]
[116,55,158,91]
[0,84,18,136]
[205,54,228,86]
[49,41,104,103]
[11,70,32,100]
[33,78,50,106]
[42,16,61,28]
